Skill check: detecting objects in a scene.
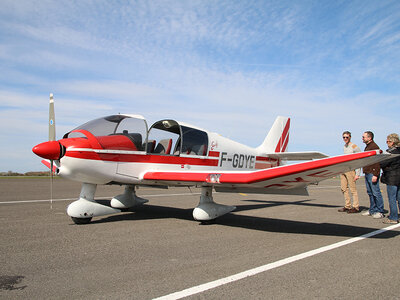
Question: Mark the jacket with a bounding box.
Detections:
[381,146,400,186]
[363,141,381,177]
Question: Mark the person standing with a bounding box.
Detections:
[381,133,400,224]
[338,131,361,213]
[361,131,385,218]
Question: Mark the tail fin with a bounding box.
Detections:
[257,116,290,153]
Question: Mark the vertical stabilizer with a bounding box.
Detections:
[257,116,290,153]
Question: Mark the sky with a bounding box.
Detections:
[1,0,399,172]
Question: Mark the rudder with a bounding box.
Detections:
[257,116,290,153]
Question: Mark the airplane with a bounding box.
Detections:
[32,94,393,224]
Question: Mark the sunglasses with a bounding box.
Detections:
[343,136,350,139]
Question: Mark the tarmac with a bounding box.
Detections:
[1,177,399,299]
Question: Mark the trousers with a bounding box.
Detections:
[364,173,384,214]
[340,171,359,209]
[386,185,400,221]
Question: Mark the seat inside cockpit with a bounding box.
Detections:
[147,120,209,156]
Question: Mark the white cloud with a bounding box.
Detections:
[0,1,399,172]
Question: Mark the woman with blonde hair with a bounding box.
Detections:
[381,133,400,224]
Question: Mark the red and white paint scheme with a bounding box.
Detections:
[33,95,392,224]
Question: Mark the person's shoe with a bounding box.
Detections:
[361,210,371,216]
[383,218,398,224]
[347,208,360,213]
[372,212,384,219]
[338,207,349,212]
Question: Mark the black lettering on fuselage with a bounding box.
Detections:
[232,154,239,168]
[238,154,244,168]
[249,156,255,168]
[220,152,228,167]
[221,153,256,169]
[244,155,251,168]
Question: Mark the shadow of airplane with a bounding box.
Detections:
[234,198,339,212]
[89,200,399,239]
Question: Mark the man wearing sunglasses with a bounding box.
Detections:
[361,131,385,218]
[338,131,361,213]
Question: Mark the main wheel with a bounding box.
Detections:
[71,217,92,225]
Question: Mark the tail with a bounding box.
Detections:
[257,116,290,153]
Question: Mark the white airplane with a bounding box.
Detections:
[32,95,392,224]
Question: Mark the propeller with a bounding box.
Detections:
[49,93,55,208]
[32,93,64,208]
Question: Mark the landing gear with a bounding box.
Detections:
[67,184,149,224]
[67,184,231,224]
[193,186,236,221]
[110,185,148,209]
[67,183,121,224]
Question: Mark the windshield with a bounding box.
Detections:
[64,115,148,150]
[66,115,124,138]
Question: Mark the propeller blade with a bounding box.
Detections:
[48,93,56,209]
[49,93,56,141]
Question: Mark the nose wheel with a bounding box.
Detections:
[67,183,121,224]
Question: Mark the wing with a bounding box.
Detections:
[142,150,392,195]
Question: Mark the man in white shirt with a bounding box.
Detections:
[338,131,361,213]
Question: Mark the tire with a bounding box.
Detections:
[71,217,92,225]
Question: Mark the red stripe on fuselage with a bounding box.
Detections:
[65,151,219,166]
[208,151,220,157]
[143,150,380,184]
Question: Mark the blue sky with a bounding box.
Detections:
[1,0,399,172]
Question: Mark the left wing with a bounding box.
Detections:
[142,150,392,195]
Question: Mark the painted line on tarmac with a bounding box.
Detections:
[308,185,339,189]
[0,193,200,205]
[153,223,400,300]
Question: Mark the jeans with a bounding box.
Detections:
[387,185,400,221]
[364,173,384,214]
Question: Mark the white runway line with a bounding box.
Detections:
[309,185,339,189]
[0,193,200,205]
[0,198,79,204]
[1,185,340,205]
[153,223,400,300]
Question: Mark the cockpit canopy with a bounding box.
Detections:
[64,115,209,156]
[148,120,209,156]
[64,115,148,151]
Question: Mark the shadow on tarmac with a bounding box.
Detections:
[91,200,399,239]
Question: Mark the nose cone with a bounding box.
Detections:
[32,141,61,160]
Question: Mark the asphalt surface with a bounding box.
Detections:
[1,177,399,299]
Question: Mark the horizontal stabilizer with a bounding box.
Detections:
[266,151,328,161]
